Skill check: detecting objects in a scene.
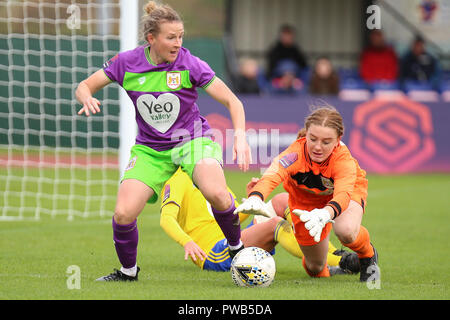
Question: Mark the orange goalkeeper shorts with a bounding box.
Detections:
[290,210,333,246]
[289,185,368,246]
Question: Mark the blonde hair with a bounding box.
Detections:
[297,106,344,139]
[141,1,182,41]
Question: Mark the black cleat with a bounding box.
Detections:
[332,249,347,256]
[229,244,245,260]
[95,267,140,282]
[334,249,361,274]
[328,266,352,276]
[359,244,380,282]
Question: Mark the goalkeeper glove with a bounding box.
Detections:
[233,196,271,218]
[292,208,334,243]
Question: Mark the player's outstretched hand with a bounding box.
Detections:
[233,132,252,172]
[78,97,101,117]
[292,208,334,243]
[234,196,270,218]
[246,177,259,195]
[184,240,207,262]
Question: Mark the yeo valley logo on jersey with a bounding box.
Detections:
[136,93,180,133]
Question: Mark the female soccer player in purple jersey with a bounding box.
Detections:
[75,1,253,281]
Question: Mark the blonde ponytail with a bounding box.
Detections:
[143,1,157,15]
[141,1,182,41]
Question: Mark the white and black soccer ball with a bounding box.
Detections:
[230,247,276,288]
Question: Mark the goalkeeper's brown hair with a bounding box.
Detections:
[297,106,344,139]
[141,1,182,41]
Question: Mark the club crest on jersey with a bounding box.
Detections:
[167,72,181,90]
[320,176,334,189]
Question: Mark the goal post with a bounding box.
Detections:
[119,0,138,176]
[0,0,138,221]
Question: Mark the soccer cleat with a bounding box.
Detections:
[328,266,352,276]
[359,244,380,282]
[229,244,245,260]
[95,267,140,282]
[334,249,361,274]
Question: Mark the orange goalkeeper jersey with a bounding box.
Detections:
[249,137,368,218]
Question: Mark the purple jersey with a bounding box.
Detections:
[103,45,216,151]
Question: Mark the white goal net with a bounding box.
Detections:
[0,0,132,220]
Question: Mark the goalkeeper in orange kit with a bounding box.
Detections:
[235,107,379,282]
[159,169,359,274]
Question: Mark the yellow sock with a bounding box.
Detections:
[283,207,292,224]
[326,241,344,266]
[328,241,338,254]
[274,220,303,258]
[326,251,341,267]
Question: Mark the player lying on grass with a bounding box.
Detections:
[158,169,359,274]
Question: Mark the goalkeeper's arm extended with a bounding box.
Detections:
[233,196,271,218]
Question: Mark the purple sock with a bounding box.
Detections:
[112,218,138,268]
[211,193,241,247]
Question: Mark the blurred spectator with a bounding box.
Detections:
[270,59,304,95]
[400,35,439,87]
[360,30,398,83]
[266,24,308,80]
[235,58,261,94]
[309,57,340,95]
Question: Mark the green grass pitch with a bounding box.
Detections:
[0,169,449,300]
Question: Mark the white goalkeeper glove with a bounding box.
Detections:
[292,208,334,243]
[233,196,271,218]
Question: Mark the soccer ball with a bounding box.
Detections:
[230,247,276,288]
